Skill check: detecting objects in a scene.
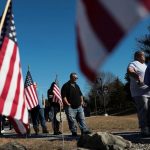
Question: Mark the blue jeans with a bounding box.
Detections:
[39,108,47,129]
[133,96,150,129]
[49,106,60,132]
[64,105,89,133]
[30,106,40,129]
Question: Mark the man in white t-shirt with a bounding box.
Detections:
[127,50,150,136]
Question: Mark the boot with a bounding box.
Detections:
[42,128,49,133]
[34,127,39,135]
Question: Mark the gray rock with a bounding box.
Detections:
[0,142,27,150]
[77,132,132,150]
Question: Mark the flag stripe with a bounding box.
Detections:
[0,38,13,96]
[25,86,38,109]
[24,70,39,110]
[0,2,29,134]
[9,63,21,117]
[81,0,124,51]
[0,38,16,114]
[77,29,97,82]
[52,83,62,105]
[25,90,34,109]
[2,42,20,117]
[77,0,150,82]
[140,0,150,10]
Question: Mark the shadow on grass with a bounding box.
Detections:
[113,131,150,144]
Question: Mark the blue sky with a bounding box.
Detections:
[0,0,150,97]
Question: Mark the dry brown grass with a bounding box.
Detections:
[0,114,139,150]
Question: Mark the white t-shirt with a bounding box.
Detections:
[128,60,150,97]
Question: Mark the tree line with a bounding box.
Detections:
[84,26,150,116]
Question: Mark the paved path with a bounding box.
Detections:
[1,129,150,143]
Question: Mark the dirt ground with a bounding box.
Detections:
[0,114,139,150]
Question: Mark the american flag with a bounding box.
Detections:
[53,83,63,105]
[0,2,28,134]
[24,70,39,110]
[77,0,150,82]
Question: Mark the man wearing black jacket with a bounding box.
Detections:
[61,72,91,136]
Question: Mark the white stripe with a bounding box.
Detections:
[54,86,61,97]
[25,90,34,109]
[99,0,148,32]
[77,0,108,72]
[27,86,37,106]
[53,91,62,101]
[30,85,38,105]
[0,39,14,95]
[15,65,27,123]
[2,45,20,116]
[23,96,29,124]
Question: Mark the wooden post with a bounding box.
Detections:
[0,0,11,35]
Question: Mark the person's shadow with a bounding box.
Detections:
[113,131,150,144]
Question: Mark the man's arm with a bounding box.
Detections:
[127,67,141,82]
[63,97,70,106]
[80,95,84,106]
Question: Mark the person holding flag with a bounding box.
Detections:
[47,82,63,135]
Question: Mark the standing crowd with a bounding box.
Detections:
[26,72,91,136]
[2,51,150,137]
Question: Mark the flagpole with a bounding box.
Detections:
[0,0,11,35]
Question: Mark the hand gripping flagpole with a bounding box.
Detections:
[0,0,11,35]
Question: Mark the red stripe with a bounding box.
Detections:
[0,39,17,113]
[21,97,26,123]
[140,0,150,10]
[25,88,34,107]
[25,95,32,109]
[0,37,9,69]
[77,27,97,82]
[25,87,37,107]
[10,66,21,117]
[54,87,61,98]
[31,85,38,105]
[82,0,124,51]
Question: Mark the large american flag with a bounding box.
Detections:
[24,70,39,110]
[0,2,28,134]
[77,0,150,82]
[53,83,63,105]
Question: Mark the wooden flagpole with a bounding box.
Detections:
[0,0,11,35]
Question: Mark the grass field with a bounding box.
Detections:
[0,114,139,150]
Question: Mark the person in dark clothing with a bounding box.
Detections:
[61,72,91,136]
[47,82,62,135]
[30,82,48,135]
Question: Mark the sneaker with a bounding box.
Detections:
[1,130,5,133]
[141,127,150,137]
[72,132,78,136]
